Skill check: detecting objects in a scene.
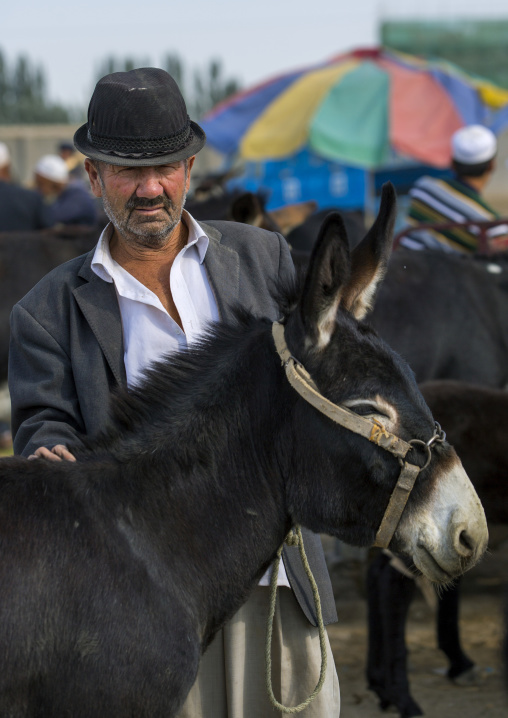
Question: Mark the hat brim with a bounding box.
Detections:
[73,121,206,167]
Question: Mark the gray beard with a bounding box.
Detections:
[101,191,187,249]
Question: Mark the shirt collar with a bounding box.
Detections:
[91,209,209,283]
[182,209,209,263]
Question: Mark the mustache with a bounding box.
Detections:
[125,195,175,211]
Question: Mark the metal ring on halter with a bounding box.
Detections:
[408,439,432,471]
[409,423,446,471]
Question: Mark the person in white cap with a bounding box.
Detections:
[0,142,10,174]
[0,142,49,232]
[58,140,87,183]
[34,153,98,227]
[402,124,508,253]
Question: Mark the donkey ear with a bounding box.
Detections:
[300,212,351,349]
[341,182,397,320]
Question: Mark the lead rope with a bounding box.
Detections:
[266,525,327,713]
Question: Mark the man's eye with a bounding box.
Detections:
[114,167,136,175]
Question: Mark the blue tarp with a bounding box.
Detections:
[225,149,367,211]
[224,149,452,212]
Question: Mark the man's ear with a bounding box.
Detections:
[185,156,196,194]
[85,159,102,198]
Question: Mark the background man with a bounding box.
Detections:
[34,153,98,227]
[0,141,49,231]
[58,140,87,183]
[401,124,508,253]
[9,68,339,717]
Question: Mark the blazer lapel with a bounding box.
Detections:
[71,223,240,385]
[199,221,240,321]
[73,252,126,387]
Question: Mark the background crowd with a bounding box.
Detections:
[0,140,99,232]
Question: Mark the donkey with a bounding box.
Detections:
[0,185,487,717]
[281,243,508,388]
[367,380,508,717]
[0,225,100,382]
[369,249,508,388]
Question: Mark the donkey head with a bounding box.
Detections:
[282,183,488,583]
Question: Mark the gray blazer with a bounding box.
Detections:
[9,219,337,626]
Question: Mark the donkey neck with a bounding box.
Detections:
[84,320,296,637]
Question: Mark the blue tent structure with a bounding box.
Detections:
[224,150,367,211]
[221,149,451,219]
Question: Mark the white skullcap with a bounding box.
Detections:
[34,154,69,183]
[451,125,497,165]
[0,142,10,169]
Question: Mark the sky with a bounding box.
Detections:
[2,0,508,111]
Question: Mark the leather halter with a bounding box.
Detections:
[272,322,445,549]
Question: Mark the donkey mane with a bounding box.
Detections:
[81,265,407,470]
[78,278,301,464]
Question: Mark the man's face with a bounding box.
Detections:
[86,157,194,248]
[34,173,65,199]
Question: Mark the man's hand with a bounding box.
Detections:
[28,445,76,462]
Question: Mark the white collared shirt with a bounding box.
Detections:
[91,210,289,588]
[91,210,219,387]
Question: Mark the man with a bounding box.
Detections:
[401,124,508,254]
[0,142,49,231]
[58,140,87,183]
[9,68,339,717]
[34,153,98,227]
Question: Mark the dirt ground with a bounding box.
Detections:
[325,537,508,718]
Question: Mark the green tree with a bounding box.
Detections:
[0,50,71,124]
[162,54,184,92]
[0,52,8,111]
[191,58,240,119]
[95,55,151,82]
[96,53,241,121]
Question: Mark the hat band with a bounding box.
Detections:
[87,120,192,159]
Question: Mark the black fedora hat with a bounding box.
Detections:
[74,67,206,166]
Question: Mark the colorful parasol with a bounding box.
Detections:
[201,48,508,169]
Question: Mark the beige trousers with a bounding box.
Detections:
[177,586,340,717]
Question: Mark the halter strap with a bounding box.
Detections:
[272,322,411,460]
[272,321,441,549]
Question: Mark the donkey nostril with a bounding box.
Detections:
[458,529,474,555]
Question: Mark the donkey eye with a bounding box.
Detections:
[345,401,390,419]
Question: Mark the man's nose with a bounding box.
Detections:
[135,169,165,199]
